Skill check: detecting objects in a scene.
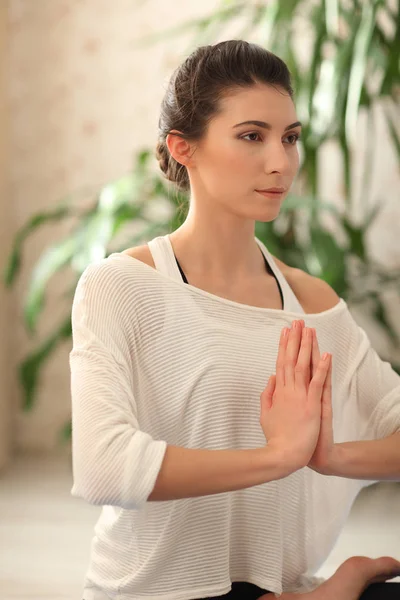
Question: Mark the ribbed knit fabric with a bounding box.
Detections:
[69,234,400,600]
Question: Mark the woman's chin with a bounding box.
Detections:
[252,205,282,222]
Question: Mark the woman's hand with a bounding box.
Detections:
[307,328,336,474]
[260,320,331,471]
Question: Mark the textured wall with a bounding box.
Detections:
[4,0,400,453]
[0,0,15,468]
[6,0,218,452]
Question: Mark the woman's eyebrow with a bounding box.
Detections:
[233,120,302,131]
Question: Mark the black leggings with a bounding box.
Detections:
[359,583,400,599]
[198,581,270,599]
[84,582,400,600]
[197,580,400,599]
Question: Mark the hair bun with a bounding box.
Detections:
[155,139,187,190]
[155,141,170,176]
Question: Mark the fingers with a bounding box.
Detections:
[294,326,312,390]
[284,320,305,388]
[261,375,276,411]
[276,327,290,388]
[277,322,327,394]
[311,328,320,379]
[321,351,333,417]
[308,353,331,407]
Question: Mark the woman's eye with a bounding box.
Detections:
[241,132,262,142]
[284,133,300,145]
[240,132,301,144]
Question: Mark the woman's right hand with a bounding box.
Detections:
[259,320,331,470]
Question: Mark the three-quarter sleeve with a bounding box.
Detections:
[340,313,400,441]
[69,262,167,510]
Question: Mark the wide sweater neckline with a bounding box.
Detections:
[109,234,347,319]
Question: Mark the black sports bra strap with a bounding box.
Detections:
[174,253,284,310]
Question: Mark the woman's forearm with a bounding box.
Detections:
[322,432,400,481]
[148,443,300,501]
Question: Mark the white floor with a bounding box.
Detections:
[1,453,400,600]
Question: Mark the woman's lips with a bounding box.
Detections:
[255,189,286,199]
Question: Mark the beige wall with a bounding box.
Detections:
[7,0,219,454]
[0,1,15,469]
[3,0,400,455]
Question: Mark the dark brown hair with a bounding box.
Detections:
[155,40,294,192]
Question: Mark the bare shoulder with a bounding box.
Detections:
[121,245,339,314]
[291,270,340,314]
[121,244,156,269]
[270,254,340,314]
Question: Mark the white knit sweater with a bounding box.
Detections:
[69,234,400,600]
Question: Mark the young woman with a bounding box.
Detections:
[70,40,400,600]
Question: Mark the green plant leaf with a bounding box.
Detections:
[358,107,375,211]
[379,2,400,96]
[308,3,326,126]
[256,0,280,47]
[308,225,347,295]
[59,420,72,443]
[324,0,339,38]
[362,202,382,231]
[20,316,72,411]
[268,0,303,56]
[345,1,377,147]
[69,171,151,273]
[372,294,400,344]
[339,130,351,207]
[392,363,400,376]
[115,219,172,252]
[383,102,400,159]
[284,194,341,217]
[133,2,245,47]
[24,238,79,333]
[3,204,71,287]
[341,217,367,261]
[330,7,361,142]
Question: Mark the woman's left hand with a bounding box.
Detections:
[306,328,336,474]
[268,324,338,474]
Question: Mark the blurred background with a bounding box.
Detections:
[0,1,399,598]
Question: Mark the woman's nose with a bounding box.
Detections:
[264,142,291,175]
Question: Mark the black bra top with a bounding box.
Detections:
[174,251,285,310]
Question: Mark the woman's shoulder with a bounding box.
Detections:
[121,244,155,269]
[270,254,340,314]
[75,246,153,303]
[120,245,340,315]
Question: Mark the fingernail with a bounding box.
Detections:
[322,353,330,361]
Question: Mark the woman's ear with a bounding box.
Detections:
[166,130,196,167]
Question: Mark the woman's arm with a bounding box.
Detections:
[320,432,400,481]
[148,443,299,501]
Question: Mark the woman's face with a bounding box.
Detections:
[187,82,301,222]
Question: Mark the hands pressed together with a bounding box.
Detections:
[260,320,336,474]
[258,324,400,598]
